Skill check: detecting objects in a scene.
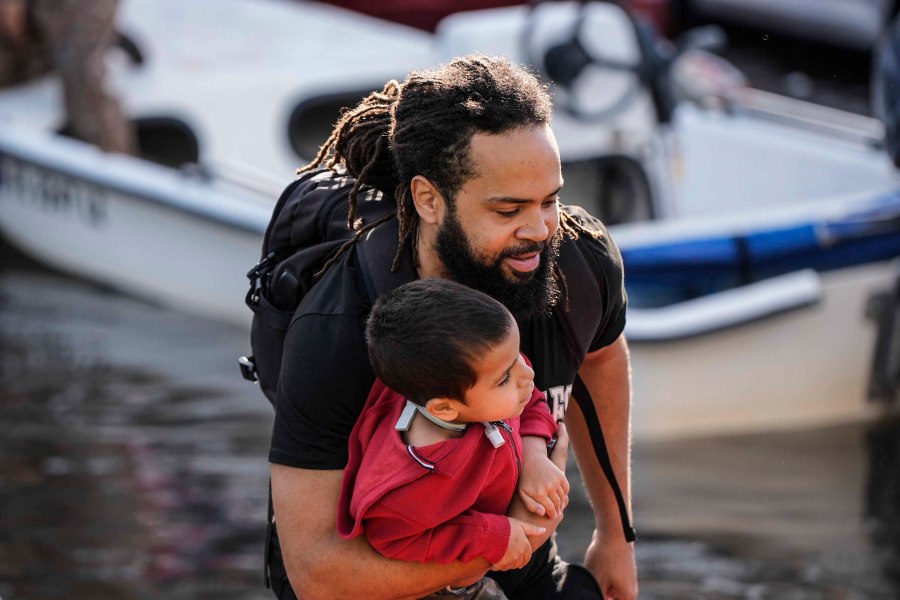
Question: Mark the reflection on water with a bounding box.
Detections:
[610,423,900,599]
[1,245,898,599]
[0,248,273,600]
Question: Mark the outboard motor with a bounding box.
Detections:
[529,0,728,125]
[873,15,900,168]
[529,1,677,123]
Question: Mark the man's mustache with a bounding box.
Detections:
[499,241,546,259]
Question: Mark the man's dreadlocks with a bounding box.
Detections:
[298,54,600,276]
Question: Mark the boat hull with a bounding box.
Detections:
[629,261,896,440]
[0,130,268,329]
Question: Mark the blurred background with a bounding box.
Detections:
[1,0,899,598]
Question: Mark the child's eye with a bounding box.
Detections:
[498,372,511,386]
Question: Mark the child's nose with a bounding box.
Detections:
[519,361,535,386]
[523,378,535,395]
[525,362,535,380]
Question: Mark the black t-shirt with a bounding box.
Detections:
[269,208,627,470]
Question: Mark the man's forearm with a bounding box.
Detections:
[272,464,489,600]
[568,336,632,536]
[291,532,489,600]
[566,335,638,599]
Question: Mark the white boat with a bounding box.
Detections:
[0,125,270,327]
[0,0,433,328]
[1,0,898,440]
[434,2,900,439]
[617,88,898,440]
[619,188,900,440]
[0,0,434,179]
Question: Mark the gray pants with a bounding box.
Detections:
[420,577,508,600]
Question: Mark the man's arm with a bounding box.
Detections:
[566,334,638,600]
[271,464,490,600]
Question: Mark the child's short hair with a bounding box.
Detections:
[366,279,514,405]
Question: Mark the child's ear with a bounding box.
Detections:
[425,398,461,422]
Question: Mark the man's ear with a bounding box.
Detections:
[425,397,461,422]
[410,175,445,225]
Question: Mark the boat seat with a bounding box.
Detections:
[133,116,200,168]
[58,115,200,169]
[287,90,370,163]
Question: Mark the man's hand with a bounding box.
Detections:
[585,533,637,600]
[491,518,546,571]
[517,424,570,518]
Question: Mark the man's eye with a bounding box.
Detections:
[497,209,519,217]
[543,198,559,208]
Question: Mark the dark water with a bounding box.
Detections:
[0,247,273,600]
[1,245,899,600]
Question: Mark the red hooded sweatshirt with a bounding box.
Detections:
[338,374,556,564]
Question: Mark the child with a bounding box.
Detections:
[337,279,568,599]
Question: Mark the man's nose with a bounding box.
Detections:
[516,210,550,242]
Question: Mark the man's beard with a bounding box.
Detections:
[434,210,561,320]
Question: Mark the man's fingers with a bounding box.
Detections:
[549,422,569,471]
[520,522,548,537]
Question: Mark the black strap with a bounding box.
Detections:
[572,375,637,543]
[356,216,416,302]
[260,172,318,257]
[561,223,636,544]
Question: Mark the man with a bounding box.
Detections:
[268,55,636,599]
[0,0,134,154]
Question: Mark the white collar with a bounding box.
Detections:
[394,400,506,448]
[395,399,466,432]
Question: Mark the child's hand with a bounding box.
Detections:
[491,517,545,571]
[518,425,570,519]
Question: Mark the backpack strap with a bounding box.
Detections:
[355,216,416,303]
[572,375,637,542]
[563,229,637,543]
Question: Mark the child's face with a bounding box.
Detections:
[454,322,535,423]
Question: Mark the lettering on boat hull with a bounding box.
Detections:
[0,154,109,228]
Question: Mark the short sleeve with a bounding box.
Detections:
[583,227,627,352]
[517,357,557,440]
[268,259,376,470]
